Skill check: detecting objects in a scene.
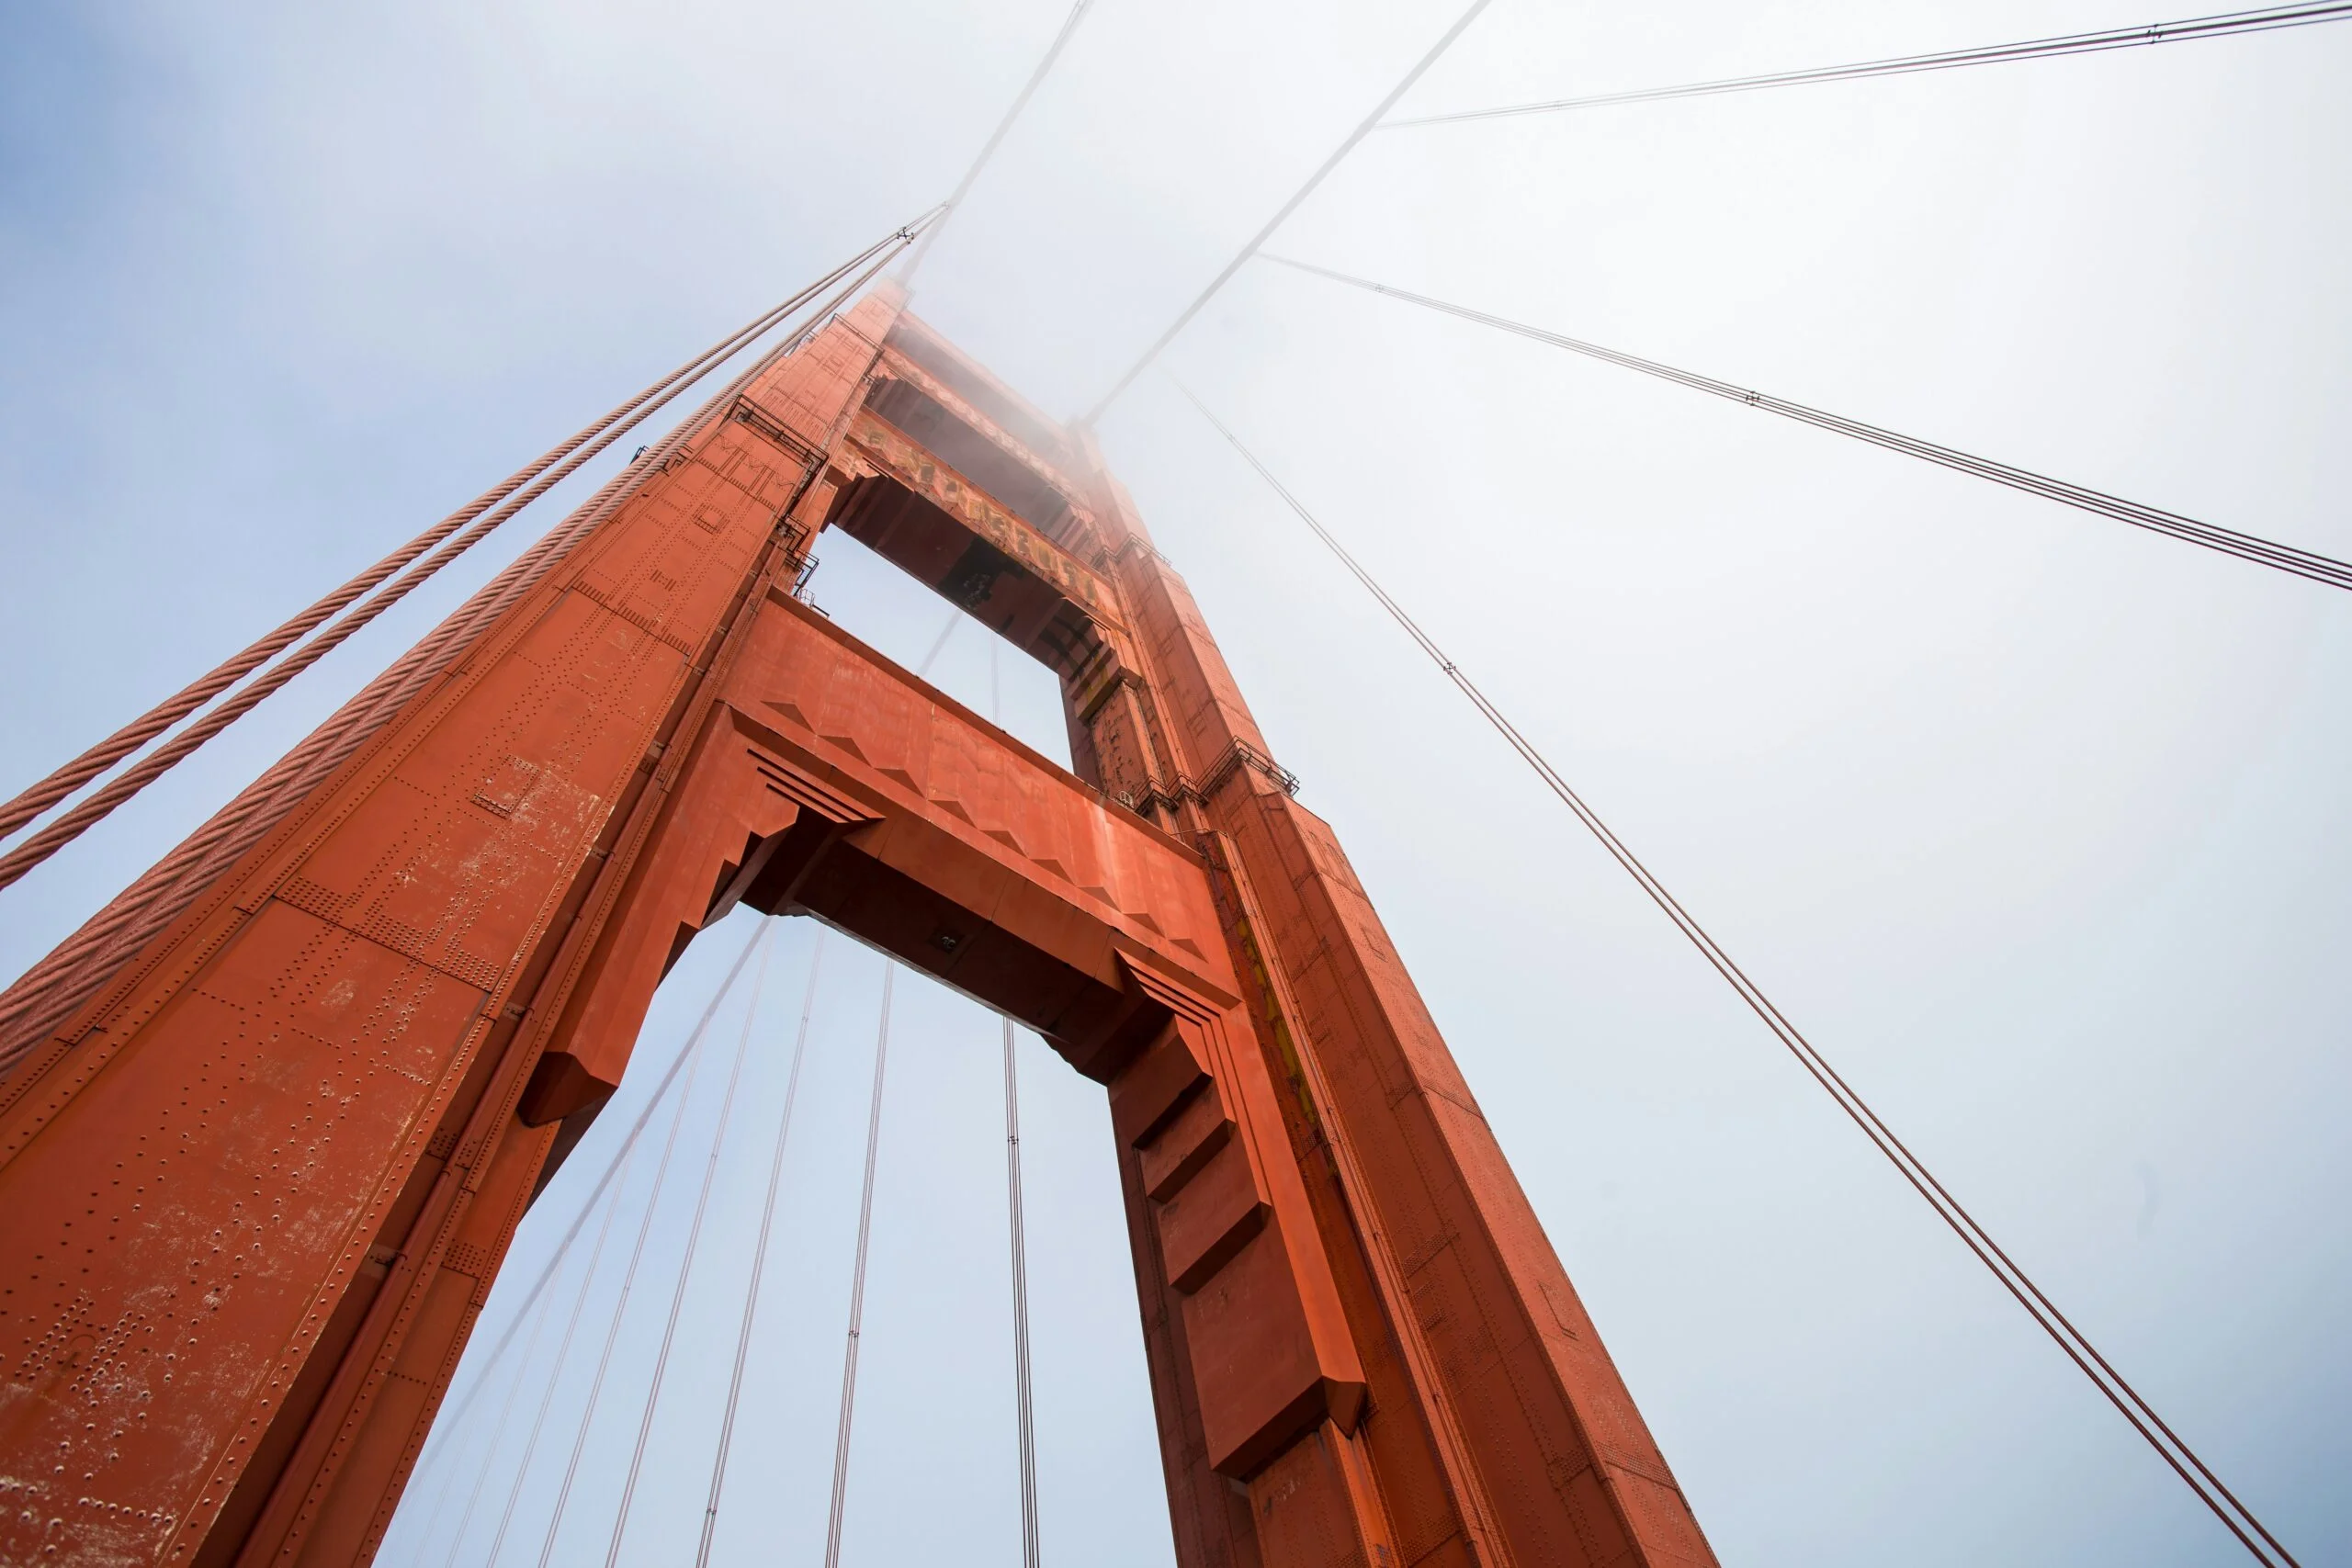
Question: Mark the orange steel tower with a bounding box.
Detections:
[0,287,1717,1568]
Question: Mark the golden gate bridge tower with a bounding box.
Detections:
[0,278,1714,1567]
[1,5,2337,1565]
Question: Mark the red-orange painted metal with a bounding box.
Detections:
[0,285,1718,1567]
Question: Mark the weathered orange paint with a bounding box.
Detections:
[0,284,1717,1568]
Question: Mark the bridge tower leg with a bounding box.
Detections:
[0,286,1716,1568]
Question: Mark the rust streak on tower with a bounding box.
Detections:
[0,286,1717,1568]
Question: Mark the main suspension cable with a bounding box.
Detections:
[822,964,896,1568]
[0,220,918,884]
[462,921,759,1566]
[917,606,962,679]
[1383,2,2352,129]
[1264,255,2352,592]
[1077,0,1496,425]
[600,923,776,1567]
[531,919,775,1568]
[1177,383,2303,1568]
[433,1203,594,1567]
[899,0,1100,285]
[695,933,827,1568]
[0,213,928,1076]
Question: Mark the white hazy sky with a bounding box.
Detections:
[3,4,2348,1565]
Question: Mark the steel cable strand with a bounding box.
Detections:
[1449,669,2299,1566]
[530,919,775,1568]
[0,220,933,1070]
[990,640,1044,1568]
[477,1134,650,1568]
[1178,384,2303,1568]
[1077,0,1497,424]
[417,1232,568,1567]
[0,479,618,1074]
[599,925,776,1567]
[0,450,661,1066]
[428,919,767,1444]
[1261,256,2352,592]
[464,945,766,1567]
[0,231,898,846]
[1383,2,2352,128]
[898,0,1100,285]
[1414,652,2294,1564]
[127,203,929,826]
[266,214,926,835]
[0,481,618,1068]
[0,454,643,892]
[822,964,896,1568]
[0,227,921,892]
[1003,1016,1044,1568]
[221,205,933,788]
[694,933,826,1568]
[402,1280,551,1563]
[401,1407,480,1565]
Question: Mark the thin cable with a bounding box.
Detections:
[1002,1017,1044,1568]
[431,1194,597,1567]
[532,919,775,1568]
[822,964,896,1568]
[1263,255,2352,593]
[916,606,962,680]
[1384,2,2352,128]
[600,923,776,1567]
[989,637,1044,1568]
[424,918,767,1439]
[404,1272,558,1566]
[0,226,910,869]
[695,932,827,1568]
[1076,0,1496,426]
[477,1134,646,1568]
[899,0,1100,284]
[1177,383,2303,1568]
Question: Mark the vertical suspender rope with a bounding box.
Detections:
[916,609,962,679]
[600,923,778,1566]
[1001,1018,1044,1568]
[414,915,763,1564]
[531,919,775,1568]
[1259,255,2352,592]
[428,919,767,1441]
[694,932,828,1568]
[407,1271,557,1565]
[822,964,896,1568]
[1377,2,2352,129]
[476,1137,645,1568]
[991,637,1046,1568]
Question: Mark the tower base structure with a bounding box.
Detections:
[0,287,1716,1568]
